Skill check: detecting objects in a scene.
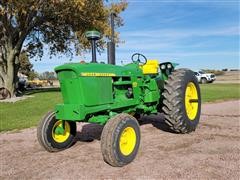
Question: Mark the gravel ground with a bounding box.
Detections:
[0,100,239,180]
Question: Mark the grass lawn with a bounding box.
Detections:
[0,83,239,132]
[0,90,62,132]
[200,83,240,102]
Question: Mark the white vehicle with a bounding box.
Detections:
[194,71,216,84]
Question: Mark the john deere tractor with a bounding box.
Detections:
[37,29,201,167]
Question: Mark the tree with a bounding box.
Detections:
[18,52,33,76]
[39,71,57,80]
[18,52,38,80]
[0,0,127,97]
[28,70,38,81]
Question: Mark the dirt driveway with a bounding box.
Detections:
[0,100,239,179]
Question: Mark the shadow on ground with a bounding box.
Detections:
[75,123,104,142]
[74,113,172,143]
[140,113,174,133]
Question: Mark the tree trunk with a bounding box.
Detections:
[0,13,26,99]
[0,48,19,98]
[5,57,16,97]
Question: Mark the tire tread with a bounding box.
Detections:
[101,113,140,167]
[162,69,200,133]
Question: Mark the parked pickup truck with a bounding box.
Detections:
[194,71,216,83]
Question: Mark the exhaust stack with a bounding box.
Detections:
[107,13,116,65]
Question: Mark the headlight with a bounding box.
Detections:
[167,64,172,69]
[160,64,166,70]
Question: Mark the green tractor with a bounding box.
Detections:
[37,29,201,167]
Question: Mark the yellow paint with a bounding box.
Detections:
[185,82,198,120]
[140,60,159,74]
[52,120,70,143]
[81,72,116,77]
[119,127,137,156]
[132,82,138,87]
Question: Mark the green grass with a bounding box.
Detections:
[0,83,239,132]
[0,91,62,132]
[200,83,240,102]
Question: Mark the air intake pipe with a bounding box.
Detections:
[85,30,101,63]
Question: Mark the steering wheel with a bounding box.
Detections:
[131,53,147,65]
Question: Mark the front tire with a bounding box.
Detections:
[37,111,76,152]
[201,78,207,84]
[101,113,141,167]
[162,69,201,133]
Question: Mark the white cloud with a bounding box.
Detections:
[116,26,239,53]
[122,26,239,39]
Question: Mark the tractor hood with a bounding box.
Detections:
[55,63,142,76]
[55,62,143,77]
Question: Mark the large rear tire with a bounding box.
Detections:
[162,69,201,133]
[101,113,140,167]
[37,111,76,152]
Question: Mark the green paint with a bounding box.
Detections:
[88,115,109,125]
[54,62,173,124]
[55,126,64,135]
[85,30,101,39]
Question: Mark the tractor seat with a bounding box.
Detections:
[140,60,159,74]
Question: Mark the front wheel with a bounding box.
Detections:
[101,113,141,167]
[37,111,76,152]
[162,69,201,133]
[201,78,207,84]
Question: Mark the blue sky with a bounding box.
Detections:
[32,0,239,72]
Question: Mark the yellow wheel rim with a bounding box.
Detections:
[185,82,199,120]
[119,127,137,156]
[52,120,70,143]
